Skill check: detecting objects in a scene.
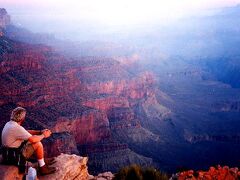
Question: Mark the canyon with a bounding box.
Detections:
[1,6,240,175]
[0,9,170,174]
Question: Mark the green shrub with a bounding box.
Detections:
[113,165,168,180]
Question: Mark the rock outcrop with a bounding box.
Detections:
[43,132,79,158]
[184,131,240,144]
[0,8,10,37]
[0,154,91,180]
[0,8,10,29]
[92,172,114,180]
[40,154,89,180]
[172,165,240,180]
[0,164,23,180]
[52,110,110,145]
[213,101,240,112]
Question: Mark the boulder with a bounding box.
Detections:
[0,153,91,180]
[40,153,89,180]
[174,165,240,180]
[0,164,23,180]
[95,172,114,180]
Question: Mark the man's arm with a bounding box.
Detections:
[28,129,51,135]
[27,130,42,135]
[28,130,52,143]
[28,134,45,143]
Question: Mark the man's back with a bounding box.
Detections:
[1,107,57,175]
[1,120,31,148]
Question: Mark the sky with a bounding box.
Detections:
[1,0,240,38]
[1,0,240,25]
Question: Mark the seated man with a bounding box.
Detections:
[1,107,56,175]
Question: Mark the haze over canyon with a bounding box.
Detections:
[0,2,240,175]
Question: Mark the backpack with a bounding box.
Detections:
[1,141,28,173]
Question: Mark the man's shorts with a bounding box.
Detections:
[1,141,35,166]
[21,141,35,159]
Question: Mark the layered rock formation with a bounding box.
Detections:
[184,133,240,144]
[214,101,240,112]
[172,166,240,180]
[42,132,79,158]
[0,11,171,173]
[1,8,240,175]
[52,110,110,144]
[0,8,10,30]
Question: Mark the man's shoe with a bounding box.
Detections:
[45,157,57,165]
[39,164,56,175]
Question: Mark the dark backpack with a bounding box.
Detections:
[1,142,27,173]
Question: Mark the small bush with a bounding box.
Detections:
[113,165,168,180]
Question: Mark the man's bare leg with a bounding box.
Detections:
[32,142,45,167]
[31,142,56,175]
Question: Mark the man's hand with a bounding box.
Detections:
[42,129,52,138]
[42,129,52,133]
[28,129,52,143]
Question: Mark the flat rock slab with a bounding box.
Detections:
[39,153,89,180]
[0,154,90,180]
[0,164,23,180]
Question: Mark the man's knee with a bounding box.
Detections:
[29,142,44,159]
[31,141,43,150]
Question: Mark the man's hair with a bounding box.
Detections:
[10,107,26,122]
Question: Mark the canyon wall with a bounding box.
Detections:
[0,13,171,173]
